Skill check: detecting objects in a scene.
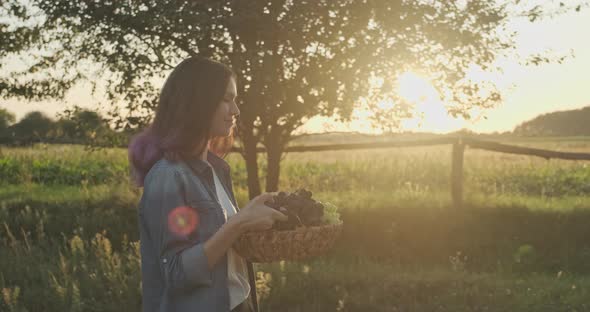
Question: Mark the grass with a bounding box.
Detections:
[260,258,590,311]
[2,143,589,197]
[1,139,590,311]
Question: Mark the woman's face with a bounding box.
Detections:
[210,77,240,138]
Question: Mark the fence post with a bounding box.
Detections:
[451,138,465,209]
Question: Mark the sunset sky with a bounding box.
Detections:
[2,6,590,135]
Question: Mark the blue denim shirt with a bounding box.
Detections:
[138,151,258,312]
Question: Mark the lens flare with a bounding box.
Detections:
[168,206,199,236]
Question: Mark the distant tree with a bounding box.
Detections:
[513,106,590,136]
[0,108,16,132]
[451,128,477,137]
[53,106,128,147]
[10,111,54,140]
[56,107,108,138]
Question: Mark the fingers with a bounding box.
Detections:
[252,218,274,232]
[272,209,288,221]
[254,192,273,203]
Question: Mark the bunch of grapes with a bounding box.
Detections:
[264,188,326,231]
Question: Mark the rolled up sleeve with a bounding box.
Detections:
[142,165,213,292]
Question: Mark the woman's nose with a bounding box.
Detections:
[231,101,240,117]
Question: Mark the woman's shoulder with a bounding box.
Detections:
[144,158,188,187]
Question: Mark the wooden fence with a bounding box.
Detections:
[5,135,588,207]
[233,137,590,209]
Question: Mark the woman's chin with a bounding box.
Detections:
[215,129,232,137]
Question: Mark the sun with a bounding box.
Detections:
[397,71,438,104]
[297,71,469,134]
[396,71,465,133]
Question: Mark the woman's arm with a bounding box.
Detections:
[142,165,286,292]
[141,166,214,291]
[202,214,244,268]
[203,193,287,268]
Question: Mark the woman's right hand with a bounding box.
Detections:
[234,193,288,233]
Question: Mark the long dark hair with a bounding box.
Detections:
[128,57,236,187]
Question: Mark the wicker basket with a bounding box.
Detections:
[233,222,343,263]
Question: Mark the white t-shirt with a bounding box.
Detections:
[206,161,250,310]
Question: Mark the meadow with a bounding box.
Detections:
[1,138,590,311]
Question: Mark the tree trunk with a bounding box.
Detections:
[265,134,284,192]
[241,131,262,199]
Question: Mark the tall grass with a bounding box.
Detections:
[2,143,589,197]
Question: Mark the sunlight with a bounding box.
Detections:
[397,71,438,104]
[397,71,466,133]
[296,71,468,134]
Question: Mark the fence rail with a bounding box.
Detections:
[462,137,590,160]
[234,136,590,209]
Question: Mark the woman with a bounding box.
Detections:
[128,57,287,312]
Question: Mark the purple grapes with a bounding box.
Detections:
[264,188,325,230]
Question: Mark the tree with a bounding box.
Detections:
[55,106,110,140]
[513,106,590,136]
[0,108,16,132]
[10,111,54,140]
[1,0,587,197]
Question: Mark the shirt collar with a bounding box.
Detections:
[185,150,230,176]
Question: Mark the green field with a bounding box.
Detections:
[1,139,590,311]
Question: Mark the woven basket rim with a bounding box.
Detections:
[240,221,343,238]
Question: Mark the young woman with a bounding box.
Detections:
[128,57,287,312]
